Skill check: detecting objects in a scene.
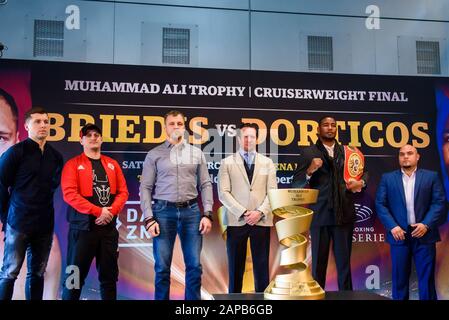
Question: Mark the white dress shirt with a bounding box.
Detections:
[402,168,417,225]
[324,143,335,158]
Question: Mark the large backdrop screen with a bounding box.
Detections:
[1,59,449,299]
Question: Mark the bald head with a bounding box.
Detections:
[399,144,418,154]
[398,144,420,171]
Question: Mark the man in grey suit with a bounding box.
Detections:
[218,123,277,293]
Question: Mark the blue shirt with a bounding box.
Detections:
[0,138,63,233]
[238,148,256,167]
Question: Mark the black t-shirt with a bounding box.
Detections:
[87,158,115,227]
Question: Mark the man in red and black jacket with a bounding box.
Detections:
[61,123,128,300]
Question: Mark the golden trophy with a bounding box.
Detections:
[264,188,325,300]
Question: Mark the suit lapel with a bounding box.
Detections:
[395,170,407,208]
[235,152,250,186]
[250,153,260,187]
[414,169,422,205]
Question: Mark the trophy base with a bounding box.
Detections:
[264,275,325,300]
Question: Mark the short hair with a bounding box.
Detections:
[0,88,19,131]
[24,107,48,123]
[164,110,185,123]
[318,116,336,126]
[239,122,258,137]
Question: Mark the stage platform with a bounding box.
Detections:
[212,290,389,300]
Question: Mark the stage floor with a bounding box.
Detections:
[212,291,390,300]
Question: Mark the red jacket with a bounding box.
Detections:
[61,153,129,217]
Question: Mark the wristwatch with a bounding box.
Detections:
[202,211,213,222]
[144,217,157,230]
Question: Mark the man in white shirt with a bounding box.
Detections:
[376,144,446,300]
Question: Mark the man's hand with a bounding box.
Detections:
[391,226,406,241]
[199,217,212,235]
[95,207,113,225]
[307,158,323,176]
[411,223,428,238]
[244,210,262,226]
[346,179,364,193]
[148,221,160,238]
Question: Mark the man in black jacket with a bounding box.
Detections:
[0,107,63,300]
[292,116,368,290]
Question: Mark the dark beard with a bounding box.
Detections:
[320,135,335,143]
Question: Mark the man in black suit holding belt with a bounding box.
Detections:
[292,116,368,290]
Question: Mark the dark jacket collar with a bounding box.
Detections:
[25,137,48,152]
[316,138,342,160]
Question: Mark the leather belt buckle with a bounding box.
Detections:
[175,202,188,208]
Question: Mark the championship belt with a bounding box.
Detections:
[343,145,365,184]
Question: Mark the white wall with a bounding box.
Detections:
[0,0,448,75]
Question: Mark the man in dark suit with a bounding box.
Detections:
[375,144,446,300]
[293,116,368,290]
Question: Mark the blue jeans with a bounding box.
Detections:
[0,224,53,300]
[152,200,203,300]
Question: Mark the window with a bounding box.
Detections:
[162,27,190,64]
[307,36,333,71]
[33,20,64,57]
[416,40,441,74]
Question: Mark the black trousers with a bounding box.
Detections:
[226,225,270,293]
[62,226,119,300]
[310,224,353,290]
